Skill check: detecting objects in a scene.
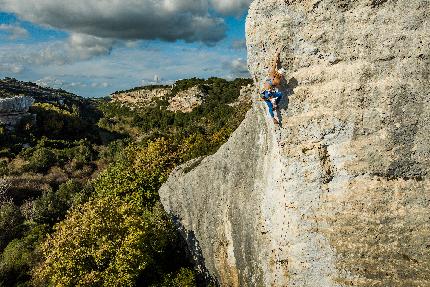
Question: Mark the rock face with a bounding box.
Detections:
[159,1,430,286]
[112,86,207,112]
[0,96,34,128]
[111,87,171,107]
[167,86,205,113]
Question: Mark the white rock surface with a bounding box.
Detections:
[167,86,205,113]
[0,96,34,128]
[111,88,170,107]
[160,1,430,286]
[0,96,34,113]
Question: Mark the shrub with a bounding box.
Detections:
[33,197,178,287]
[98,139,130,163]
[72,140,95,165]
[24,147,57,173]
[0,224,47,287]
[0,160,8,176]
[3,77,252,287]
[155,268,197,287]
[31,102,98,141]
[95,138,178,204]
[0,201,25,251]
[31,180,86,225]
[58,140,96,171]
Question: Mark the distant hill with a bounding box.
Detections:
[0,77,101,126]
[0,77,83,105]
[111,77,253,113]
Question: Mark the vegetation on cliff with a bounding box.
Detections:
[0,77,251,286]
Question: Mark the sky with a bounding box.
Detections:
[0,0,253,97]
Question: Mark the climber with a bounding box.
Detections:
[261,80,283,125]
[260,48,285,125]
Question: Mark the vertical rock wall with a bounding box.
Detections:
[160,1,430,286]
[0,96,34,129]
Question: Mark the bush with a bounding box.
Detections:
[95,139,178,204]
[98,139,130,163]
[156,268,197,287]
[58,139,96,170]
[31,180,86,225]
[0,160,9,176]
[33,197,178,287]
[24,147,57,173]
[31,102,101,142]
[2,77,252,287]
[0,224,47,287]
[0,201,25,251]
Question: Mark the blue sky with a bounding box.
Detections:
[0,1,252,97]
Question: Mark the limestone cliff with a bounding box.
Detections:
[159,1,430,286]
[167,86,205,113]
[112,85,207,113]
[0,96,34,129]
[111,87,171,108]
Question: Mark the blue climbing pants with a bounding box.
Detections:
[261,90,283,118]
[264,96,282,118]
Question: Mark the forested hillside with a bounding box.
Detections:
[0,77,252,287]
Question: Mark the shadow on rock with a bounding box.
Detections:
[276,77,298,128]
[172,215,219,287]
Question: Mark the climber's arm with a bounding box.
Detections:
[269,48,281,77]
[259,91,269,101]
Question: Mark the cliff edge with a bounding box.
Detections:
[159,1,430,286]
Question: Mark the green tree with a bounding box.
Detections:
[31,180,87,226]
[0,201,25,251]
[25,147,57,173]
[0,224,47,286]
[95,139,178,204]
[33,196,179,287]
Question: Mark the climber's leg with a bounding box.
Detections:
[270,95,282,111]
[265,100,279,125]
[265,100,275,118]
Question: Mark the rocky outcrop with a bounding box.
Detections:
[0,96,34,129]
[167,86,205,113]
[160,1,429,286]
[112,85,207,112]
[111,87,171,108]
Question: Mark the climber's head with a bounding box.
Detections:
[264,78,274,91]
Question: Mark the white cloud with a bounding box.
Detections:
[36,76,88,89]
[0,36,249,97]
[0,33,114,66]
[223,57,250,78]
[91,82,110,88]
[210,0,253,16]
[231,39,247,50]
[0,24,29,40]
[0,0,253,66]
[35,76,64,88]
[0,0,227,44]
[0,63,24,74]
[67,33,115,60]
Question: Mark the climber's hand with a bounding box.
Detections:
[275,46,282,57]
